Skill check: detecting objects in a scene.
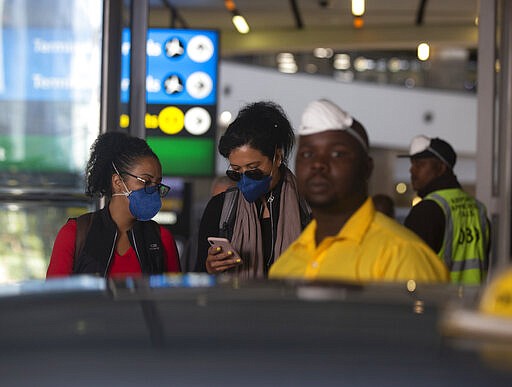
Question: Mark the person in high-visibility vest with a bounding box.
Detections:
[399,135,490,285]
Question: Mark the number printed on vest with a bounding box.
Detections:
[457,226,480,245]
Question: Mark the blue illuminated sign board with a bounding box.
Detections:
[121,28,218,106]
[120,28,219,177]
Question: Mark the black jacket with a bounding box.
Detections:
[73,206,165,276]
[404,173,461,253]
[194,175,311,273]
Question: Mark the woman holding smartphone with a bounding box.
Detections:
[195,101,311,278]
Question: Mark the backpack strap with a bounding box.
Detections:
[219,187,239,240]
[73,213,94,273]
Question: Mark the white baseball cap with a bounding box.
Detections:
[397,135,456,168]
[299,99,368,152]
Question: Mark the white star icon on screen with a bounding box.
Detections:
[164,74,183,94]
[165,37,184,58]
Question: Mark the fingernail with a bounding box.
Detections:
[235,258,241,264]
[216,247,221,251]
[227,251,233,255]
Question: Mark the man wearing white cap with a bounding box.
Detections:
[269,99,448,283]
[399,135,490,285]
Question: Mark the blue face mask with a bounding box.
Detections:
[126,187,162,221]
[113,185,162,221]
[237,174,272,203]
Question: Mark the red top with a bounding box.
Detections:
[46,219,181,278]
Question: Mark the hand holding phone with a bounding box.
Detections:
[206,237,243,273]
[207,237,241,260]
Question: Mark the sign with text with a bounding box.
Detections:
[120,28,219,176]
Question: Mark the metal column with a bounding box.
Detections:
[100,0,123,135]
[477,0,512,274]
[129,0,148,139]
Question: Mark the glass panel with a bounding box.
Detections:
[0,0,103,192]
[0,0,103,282]
[0,200,92,282]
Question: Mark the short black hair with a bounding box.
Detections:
[218,101,295,164]
[85,131,159,198]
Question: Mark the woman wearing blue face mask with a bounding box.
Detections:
[47,132,181,278]
[195,101,311,278]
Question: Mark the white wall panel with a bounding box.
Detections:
[218,61,476,154]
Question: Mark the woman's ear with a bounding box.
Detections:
[112,173,124,194]
[275,148,284,166]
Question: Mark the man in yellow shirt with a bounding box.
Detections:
[269,99,449,283]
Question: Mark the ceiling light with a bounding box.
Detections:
[354,56,369,72]
[219,111,232,126]
[313,47,333,59]
[351,0,365,16]
[388,58,401,72]
[417,42,430,61]
[333,54,351,70]
[232,13,250,34]
[395,182,407,194]
[225,0,250,34]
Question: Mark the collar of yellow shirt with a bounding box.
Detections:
[299,197,375,248]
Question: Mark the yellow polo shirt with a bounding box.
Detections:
[269,198,449,283]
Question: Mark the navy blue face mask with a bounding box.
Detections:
[113,186,162,221]
[125,187,162,221]
[237,173,272,203]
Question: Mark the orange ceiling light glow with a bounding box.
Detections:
[351,0,365,29]
[353,16,364,29]
[225,0,250,34]
[224,0,236,11]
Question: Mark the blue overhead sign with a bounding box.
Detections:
[119,28,219,177]
[121,28,218,105]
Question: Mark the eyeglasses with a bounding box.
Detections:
[226,168,268,182]
[122,171,170,197]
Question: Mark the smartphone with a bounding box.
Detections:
[207,237,242,261]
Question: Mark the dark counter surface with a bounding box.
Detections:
[0,275,510,386]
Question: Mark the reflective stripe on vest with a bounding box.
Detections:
[425,189,489,285]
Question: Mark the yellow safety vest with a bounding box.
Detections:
[425,189,489,285]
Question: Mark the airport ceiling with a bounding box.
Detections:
[147,0,479,57]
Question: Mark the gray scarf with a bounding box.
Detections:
[231,167,308,279]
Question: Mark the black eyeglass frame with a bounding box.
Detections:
[121,171,170,197]
[225,168,268,182]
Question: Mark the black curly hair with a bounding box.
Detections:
[218,101,295,163]
[85,131,159,198]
